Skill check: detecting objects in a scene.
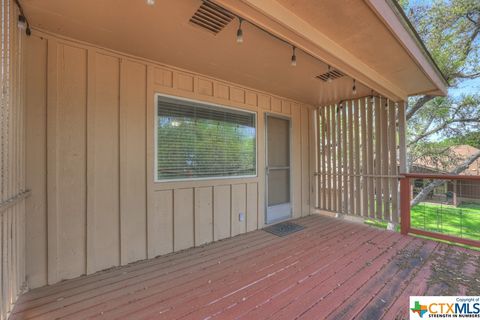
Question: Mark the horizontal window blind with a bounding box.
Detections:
[156,96,256,181]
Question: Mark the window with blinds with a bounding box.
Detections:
[156,95,257,181]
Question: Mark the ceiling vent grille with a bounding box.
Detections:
[316,69,344,82]
[189,1,235,34]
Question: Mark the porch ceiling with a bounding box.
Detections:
[274,0,447,97]
[21,0,444,106]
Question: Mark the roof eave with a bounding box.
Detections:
[365,0,449,96]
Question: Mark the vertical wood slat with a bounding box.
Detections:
[342,102,348,214]
[316,109,321,209]
[321,107,326,209]
[381,99,391,221]
[353,100,361,216]
[326,105,332,211]
[336,105,342,212]
[0,1,26,318]
[324,106,329,211]
[323,107,328,210]
[389,100,399,222]
[2,0,10,314]
[331,105,337,212]
[367,97,375,218]
[309,109,316,214]
[360,98,369,217]
[348,101,354,215]
[374,97,382,219]
[316,109,320,209]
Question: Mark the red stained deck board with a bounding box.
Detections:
[195,227,393,320]
[138,223,384,320]
[17,226,271,307]
[11,214,480,320]
[102,223,360,319]
[14,217,334,319]
[381,243,442,320]
[56,218,348,320]
[264,231,411,320]
[16,214,289,305]
[324,240,439,320]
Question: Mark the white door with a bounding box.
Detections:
[266,114,292,224]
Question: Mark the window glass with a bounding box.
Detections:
[156,95,257,181]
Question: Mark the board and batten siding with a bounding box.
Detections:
[25,31,314,288]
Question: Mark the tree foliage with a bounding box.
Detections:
[401,0,480,172]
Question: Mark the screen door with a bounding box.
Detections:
[266,115,291,224]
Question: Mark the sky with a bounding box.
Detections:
[449,78,480,97]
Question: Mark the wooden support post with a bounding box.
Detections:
[398,101,407,174]
[400,177,411,235]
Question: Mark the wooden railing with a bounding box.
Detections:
[400,173,480,248]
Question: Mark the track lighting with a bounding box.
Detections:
[236,18,243,43]
[327,65,333,83]
[17,14,30,35]
[352,79,357,95]
[146,0,155,6]
[17,15,26,30]
[291,46,297,66]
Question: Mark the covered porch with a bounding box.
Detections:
[0,0,453,319]
[11,215,480,320]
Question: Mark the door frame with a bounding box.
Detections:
[264,112,293,225]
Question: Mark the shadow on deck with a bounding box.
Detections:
[11,215,480,319]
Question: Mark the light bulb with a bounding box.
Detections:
[236,18,243,43]
[146,0,155,6]
[17,15,26,30]
[291,47,297,66]
[236,28,243,43]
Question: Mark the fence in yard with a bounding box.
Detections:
[400,173,480,248]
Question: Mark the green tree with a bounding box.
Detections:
[399,0,480,172]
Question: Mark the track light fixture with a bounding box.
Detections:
[236,17,244,43]
[291,46,297,66]
[17,14,26,30]
[14,1,31,36]
[17,14,30,35]
[230,12,365,97]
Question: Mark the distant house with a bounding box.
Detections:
[412,145,480,205]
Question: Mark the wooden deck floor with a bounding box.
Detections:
[11,215,480,320]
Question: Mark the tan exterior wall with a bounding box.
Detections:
[25,30,315,288]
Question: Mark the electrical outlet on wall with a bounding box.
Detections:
[239,212,245,222]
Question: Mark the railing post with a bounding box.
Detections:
[400,176,411,235]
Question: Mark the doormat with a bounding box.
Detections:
[263,222,305,237]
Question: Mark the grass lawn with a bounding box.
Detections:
[411,202,480,241]
[364,202,480,250]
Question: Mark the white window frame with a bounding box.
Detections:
[154,93,258,182]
